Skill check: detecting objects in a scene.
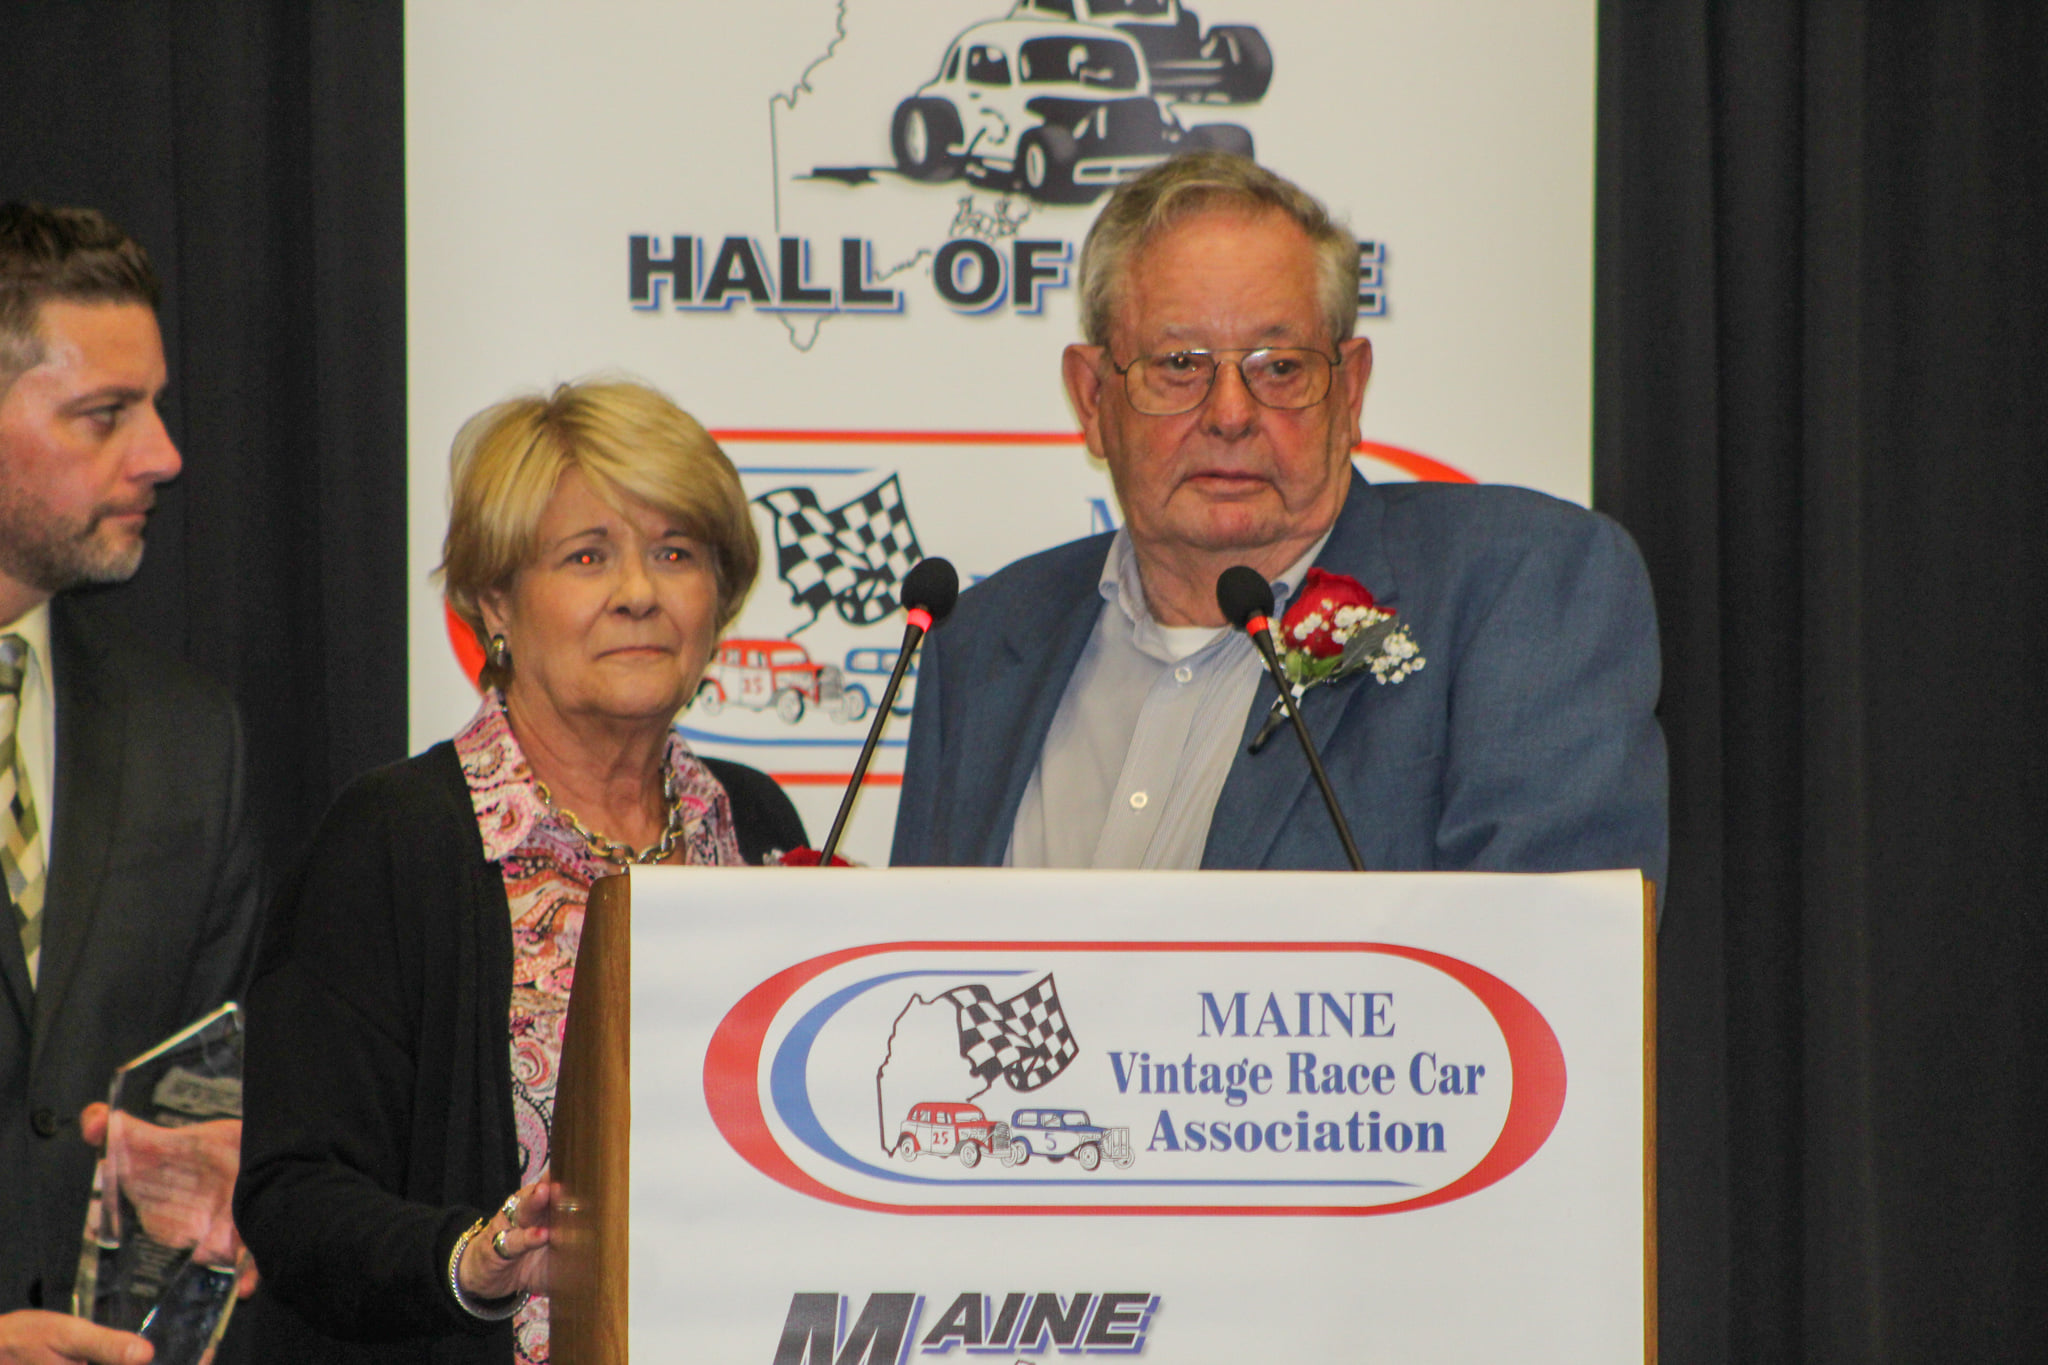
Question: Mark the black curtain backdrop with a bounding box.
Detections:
[0,2,407,870]
[1599,4,2045,1362]
[3,2,2042,1361]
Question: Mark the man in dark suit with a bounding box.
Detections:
[0,203,260,1364]
[892,154,1666,884]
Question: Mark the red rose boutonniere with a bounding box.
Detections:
[774,847,854,867]
[1250,568,1424,752]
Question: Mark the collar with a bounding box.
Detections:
[453,689,707,863]
[1098,524,1336,662]
[0,600,53,689]
[455,692,555,861]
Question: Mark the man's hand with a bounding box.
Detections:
[0,1310,153,1365]
[80,1105,258,1298]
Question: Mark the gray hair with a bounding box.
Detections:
[1077,152,1359,350]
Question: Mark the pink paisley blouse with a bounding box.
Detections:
[454,693,742,1363]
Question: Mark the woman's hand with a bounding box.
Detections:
[458,1172,556,1302]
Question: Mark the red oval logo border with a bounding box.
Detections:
[703,941,1565,1217]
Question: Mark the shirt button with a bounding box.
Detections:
[30,1107,60,1138]
[1128,791,1149,810]
[1174,665,1193,683]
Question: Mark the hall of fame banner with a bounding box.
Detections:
[406,2,1597,861]
[611,867,1650,1361]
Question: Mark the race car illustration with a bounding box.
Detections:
[843,645,918,717]
[693,638,869,724]
[893,1101,1018,1169]
[890,19,1254,203]
[1008,0,1272,104]
[1005,1107,1135,1170]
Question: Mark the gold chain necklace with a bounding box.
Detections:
[533,769,689,866]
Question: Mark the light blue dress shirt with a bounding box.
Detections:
[1005,528,1330,869]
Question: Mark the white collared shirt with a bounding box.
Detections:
[1006,528,1330,869]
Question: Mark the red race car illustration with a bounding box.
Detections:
[693,637,869,724]
[893,1101,1019,1169]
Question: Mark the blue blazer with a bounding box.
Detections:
[891,478,1667,887]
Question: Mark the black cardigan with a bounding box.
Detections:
[234,744,803,1363]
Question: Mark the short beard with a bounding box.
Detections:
[0,497,148,594]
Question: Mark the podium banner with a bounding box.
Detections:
[615,867,1648,1361]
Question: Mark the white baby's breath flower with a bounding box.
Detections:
[1364,626,1425,684]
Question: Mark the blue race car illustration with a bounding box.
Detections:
[1006,1107,1135,1170]
[843,645,917,717]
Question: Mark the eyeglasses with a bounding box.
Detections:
[1109,347,1341,416]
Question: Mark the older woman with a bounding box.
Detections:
[235,381,804,1363]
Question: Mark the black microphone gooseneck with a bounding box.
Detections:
[1216,565,1366,872]
[818,557,960,864]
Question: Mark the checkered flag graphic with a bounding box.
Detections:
[944,974,1078,1093]
[754,475,925,630]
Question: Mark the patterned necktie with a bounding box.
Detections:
[0,634,46,987]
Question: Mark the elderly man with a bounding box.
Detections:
[892,154,1666,882]
[0,203,261,1364]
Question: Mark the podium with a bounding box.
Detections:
[554,868,1653,1363]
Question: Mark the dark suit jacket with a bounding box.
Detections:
[892,478,1668,886]
[0,595,262,1315]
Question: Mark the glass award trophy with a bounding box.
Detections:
[72,1003,246,1365]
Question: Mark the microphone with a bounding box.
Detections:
[1217,566,1365,872]
[818,558,959,864]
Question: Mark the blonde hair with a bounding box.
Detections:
[1077,152,1359,350]
[438,380,758,688]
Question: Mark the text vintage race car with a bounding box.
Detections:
[1006,1107,1135,1171]
[891,19,1252,203]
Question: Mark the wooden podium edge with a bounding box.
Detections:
[1644,876,1659,1365]
[554,871,633,1365]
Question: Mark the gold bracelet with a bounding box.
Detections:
[447,1217,529,1321]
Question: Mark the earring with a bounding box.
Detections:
[488,633,510,670]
